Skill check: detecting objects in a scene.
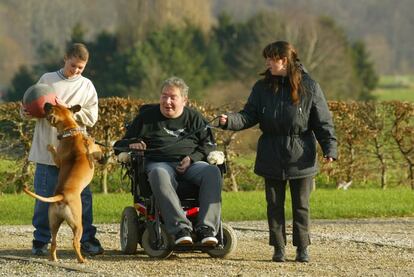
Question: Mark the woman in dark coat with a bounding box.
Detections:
[219,41,337,262]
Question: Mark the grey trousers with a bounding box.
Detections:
[146,160,222,236]
[265,177,313,248]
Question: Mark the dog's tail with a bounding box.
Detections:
[23,186,64,203]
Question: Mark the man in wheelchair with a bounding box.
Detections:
[115,77,222,247]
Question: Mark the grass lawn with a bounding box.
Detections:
[373,88,414,101]
[373,75,414,101]
[1,188,413,225]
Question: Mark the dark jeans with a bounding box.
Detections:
[146,161,222,236]
[32,164,97,244]
[265,176,313,248]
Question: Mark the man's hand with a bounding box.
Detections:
[323,156,335,163]
[19,103,33,119]
[129,141,146,150]
[176,156,191,174]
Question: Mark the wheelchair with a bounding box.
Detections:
[116,150,237,259]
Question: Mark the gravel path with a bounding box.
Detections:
[1,218,413,276]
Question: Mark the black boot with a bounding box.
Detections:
[295,247,309,262]
[272,246,285,262]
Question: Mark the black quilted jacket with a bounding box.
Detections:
[225,73,337,180]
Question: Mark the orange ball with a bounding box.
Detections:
[22,84,57,118]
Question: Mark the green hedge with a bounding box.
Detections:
[0,99,413,192]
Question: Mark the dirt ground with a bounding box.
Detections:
[0,218,413,276]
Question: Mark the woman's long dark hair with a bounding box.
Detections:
[261,41,302,105]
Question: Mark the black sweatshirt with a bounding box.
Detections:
[115,104,215,162]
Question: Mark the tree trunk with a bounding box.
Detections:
[374,138,387,189]
[101,166,108,194]
[226,160,238,192]
[100,126,110,194]
[223,147,238,192]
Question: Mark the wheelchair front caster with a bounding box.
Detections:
[120,206,143,254]
[141,224,173,259]
[206,223,237,258]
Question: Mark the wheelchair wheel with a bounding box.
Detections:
[142,224,173,259]
[206,223,237,258]
[120,207,140,254]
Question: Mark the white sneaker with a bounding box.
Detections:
[174,229,193,245]
[201,236,218,246]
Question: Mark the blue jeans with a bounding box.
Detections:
[32,164,97,243]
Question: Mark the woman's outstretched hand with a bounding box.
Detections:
[219,114,228,126]
[323,156,335,163]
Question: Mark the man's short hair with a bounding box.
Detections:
[161,77,189,97]
[65,43,89,61]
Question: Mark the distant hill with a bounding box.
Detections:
[0,0,213,88]
[212,0,414,75]
[0,0,412,91]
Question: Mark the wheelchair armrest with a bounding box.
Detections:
[217,162,227,175]
[132,152,153,197]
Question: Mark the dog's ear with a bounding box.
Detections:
[44,102,53,113]
[70,105,82,113]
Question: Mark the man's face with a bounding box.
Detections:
[159,86,187,118]
[63,56,87,79]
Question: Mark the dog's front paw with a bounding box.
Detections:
[47,144,56,152]
[93,151,103,161]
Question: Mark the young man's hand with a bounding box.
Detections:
[19,103,33,119]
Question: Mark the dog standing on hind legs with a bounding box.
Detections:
[24,103,102,263]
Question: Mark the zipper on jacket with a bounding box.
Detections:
[280,78,284,119]
[272,86,277,118]
[281,78,288,179]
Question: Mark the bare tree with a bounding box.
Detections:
[389,101,414,190]
[116,0,213,48]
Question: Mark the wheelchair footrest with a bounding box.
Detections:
[173,242,217,252]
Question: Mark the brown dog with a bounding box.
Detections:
[23,103,102,263]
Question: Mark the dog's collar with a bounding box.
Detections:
[57,128,87,140]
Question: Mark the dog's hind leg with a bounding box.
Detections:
[66,199,85,263]
[49,205,64,262]
[50,218,63,262]
[72,223,85,263]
